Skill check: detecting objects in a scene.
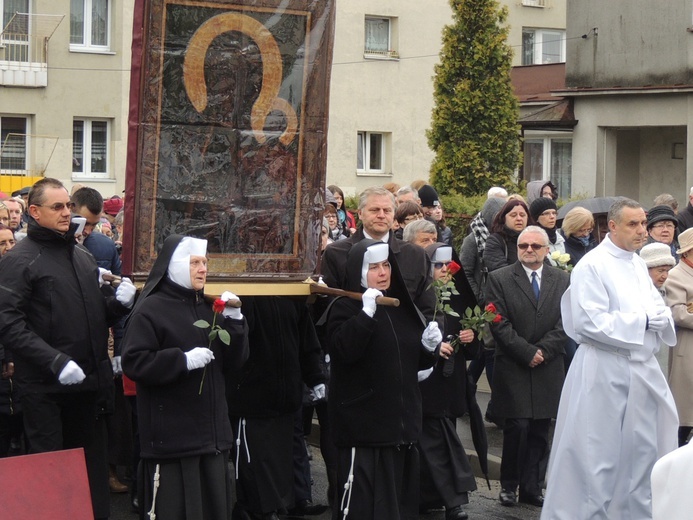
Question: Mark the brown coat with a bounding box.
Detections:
[664,261,693,426]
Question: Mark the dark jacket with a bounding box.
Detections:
[561,230,597,266]
[225,296,325,418]
[486,262,569,419]
[483,229,521,274]
[83,231,121,275]
[321,228,436,322]
[677,203,693,233]
[122,279,249,459]
[0,218,128,394]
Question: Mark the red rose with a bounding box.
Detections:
[447,260,461,276]
[493,314,502,323]
[485,302,497,313]
[213,299,226,314]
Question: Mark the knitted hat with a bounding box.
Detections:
[103,196,124,216]
[418,185,440,208]
[529,197,558,221]
[639,242,675,268]
[646,205,677,230]
[481,197,507,227]
[677,228,693,255]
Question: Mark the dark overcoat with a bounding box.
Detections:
[485,262,569,419]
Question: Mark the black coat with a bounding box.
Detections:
[122,279,249,459]
[561,230,596,266]
[486,262,569,419]
[320,228,436,322]
[0,219,128,394]
[483,229,520,275]
[327,298,436,447]
[225,296,325,418]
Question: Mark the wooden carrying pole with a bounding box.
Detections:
[309,283,399,307]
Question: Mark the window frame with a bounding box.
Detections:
[356,131,391,176]
[69,0,111,53]
[0,115,29,174]
[522,135,572,198]
[522,28,566,65]
[364,15,398,59]
[72,117,111,180]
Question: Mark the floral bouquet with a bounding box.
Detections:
[193,298,231,394]
[550,251,573,272]
[449,303,502,349]
[429,260,462,321]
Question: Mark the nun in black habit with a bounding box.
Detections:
[418,243,480,520]
[122,235,249,520]
[326,240,440,520]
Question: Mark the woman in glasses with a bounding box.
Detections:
[560,207,596,267]
[393,200,423,239]
[645,205,680,262]
[529,198,565,266]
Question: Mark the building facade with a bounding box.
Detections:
[0,0,133,197]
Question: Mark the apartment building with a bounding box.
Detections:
[0,0,133,196]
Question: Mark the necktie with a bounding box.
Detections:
[531,271,540,300]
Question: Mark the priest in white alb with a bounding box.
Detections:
[541,198,679,520]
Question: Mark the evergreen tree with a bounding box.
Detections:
[427,0,521,195]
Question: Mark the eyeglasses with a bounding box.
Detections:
[433,261,451,269]
[540,210,557,217]
[35,202,72,212]
[651,222,676,230]
[403,214,423,224]
[518,243,547,251]
[325,214,338,220]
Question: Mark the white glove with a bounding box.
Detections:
[362,288,382,318]
[111,356,122,376]
[185,347,215,371]
[310,383,326,401]
[417,368,433,382]
[421,322,443,352]
[58,360,86,385]
[647,311,669,332]
[220,291,243,319]
[115,277,136,308]
[98,268,112,287]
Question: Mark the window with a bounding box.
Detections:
[364,16,398,58]
[1,0,30,62]
[357,131,390,175]
[523,137,572,198]
[70,0,109,51]
[73,119,110,178]
[522,28,565,65]
[522,0,546,6]
[0,116,27,172]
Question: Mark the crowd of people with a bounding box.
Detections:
[1,177,693,520]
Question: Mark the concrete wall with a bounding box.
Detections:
[571,93,692,204]
[0,1,133,198]
[566,0,693,88]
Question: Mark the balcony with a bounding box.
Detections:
[522,0,546,7]
[0,13,64,88]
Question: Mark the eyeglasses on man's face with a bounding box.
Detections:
[35,202,73,212]
[518,243,547,251]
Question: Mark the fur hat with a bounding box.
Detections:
[639,242,675,268]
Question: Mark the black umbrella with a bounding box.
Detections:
[557,196,625,219]
[465,372,491,489]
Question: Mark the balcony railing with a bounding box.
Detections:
[364,49,400,59]
[0,13,64,87]
[522,0,546,7]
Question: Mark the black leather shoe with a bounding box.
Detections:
[519,493,544,507]
[499,489,516,506]
[287,500,329,516]
[445,504,469,519]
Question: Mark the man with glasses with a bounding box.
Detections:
[542,199,678,519]
[485,226,570,508]
[0,178,136,520]
[646,204,679,261]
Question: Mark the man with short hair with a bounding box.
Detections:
[486,226,569,508]
[403,218,438,249]
[71,187,121,272]
[0,178,137,519]
[542,199,679,519]
[395,185,420,206]
[3,198,23,231]
[321,186,435,321]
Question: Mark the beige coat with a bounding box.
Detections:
[664,260,693,426]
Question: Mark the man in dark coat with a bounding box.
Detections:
[485,226,569,508]
[226,296,326,520]
[320,186,436,322]
[676,187,693,233]
[0,178,136,519]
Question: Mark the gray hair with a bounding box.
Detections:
[653,193,678,212]
[519,225,549,245]
[487,186,508,199]
[607,198,642,225]
[358,186,396,211]
[396,185,419,198]
[403,219,436,242]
